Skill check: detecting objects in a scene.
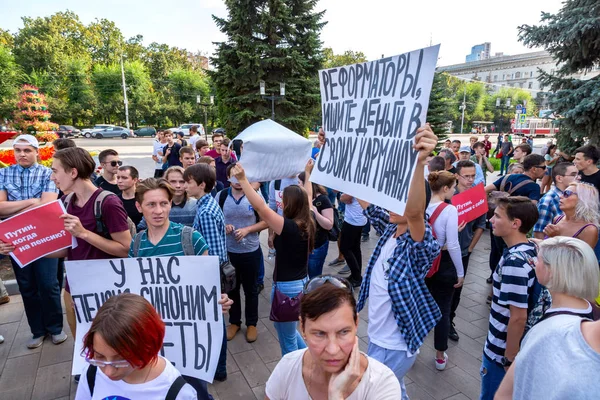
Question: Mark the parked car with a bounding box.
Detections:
[92,126,132,139]
[82,124,115,138]
[134,126,157,137]
[168,123,205,137]
[57,125,81,138]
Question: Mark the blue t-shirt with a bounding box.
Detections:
[129,222,208,257]
[492,174,541,201]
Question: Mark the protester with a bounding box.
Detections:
[219,164,268,343]
[499,135,514,176]
[197,156,225,198]
[482,134,492,157]
[187,125,201,150]
[507,163,524,175]
[75,293,198,400]
[443,139,451,149]
[449,161,486,342]
[495,237,600,400]
[456,146,485,186]
[53,138,76,151]
[195,140,211,158]
[451,139,461,156]
[541,144,560,193]
[533,162,579,239]
[428,156,446,173]
[0,135,64,349]
[152,130,167,178]
[215,138,234,188]
[471,141,494,184]
[179,146,196,169]
[94,149,122,195]
[480,196,538,400]
[205,132,224,159]
[298,172,334,278]
[232,160,315,356]
[339,193,367,288]
[540,139,553,157]
[176,131,188,147]
[543,182,599,249]
[116,166,143,228]
[162,130,183,168]
[265,278,401,399]
[438,148,457,174]
[425,170,464,370]
[267,174,301,268]
[512,143,532,164]
[355,125,441,399]
[469,135,478,155]
[574,144,600,197]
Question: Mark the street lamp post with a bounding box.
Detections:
[260,81,285,120]
[459,85,466,134]
[196,95,214,140]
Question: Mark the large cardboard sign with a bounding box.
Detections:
[66,256,223,382]
[0,200,72,267]
[452,184,488,224]
[311,45,440,215]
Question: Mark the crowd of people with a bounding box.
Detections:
[0,126,599,399]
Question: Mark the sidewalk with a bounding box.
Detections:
[0,230,494,400]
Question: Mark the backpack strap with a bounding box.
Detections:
[94,191,115,234]
[165,376,188,400]
[132,231,144,257]
[63,192,75,211]
[87,364,97,396]
[507,178,534,195]
[180,226,195,256]
[218,188,229,210]
[499,175,511,192]
[428,202,449,226]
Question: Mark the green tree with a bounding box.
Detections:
[322,48,367,68]
[0,29,13,48]
[85,18,125,65]
[63,58,96,125]
[0,45,23,119]
[519,0,600,147]
[427,73,451,148]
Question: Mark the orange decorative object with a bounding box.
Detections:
[0,145,55,167]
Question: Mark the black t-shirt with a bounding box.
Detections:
[273,218,309,282]
[313,194,333,249]
[94,176,121,195]
[119,196,143,228]
[579,169,600,200]
[163,143,183,167]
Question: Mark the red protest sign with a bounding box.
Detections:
[0,200,72,267]
[452,183,488,225]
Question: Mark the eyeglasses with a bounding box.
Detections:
[562,189,577,198]
[104,160,123,167]
[534,165,547,170]
[560,172,579,177]
[303,275,353,294]
[458,174,476,181]
[85,357,131,368]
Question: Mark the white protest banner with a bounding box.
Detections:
[311,45,440,215]
[234,119,312,182]
[66,256,223,382]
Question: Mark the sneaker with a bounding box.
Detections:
[213,373,227,382]
[27,335,45,349]
[435,353,448,371]
[328,258,345,267]
[448,323,459,342]
[227,324,240,341]
[338,265,351,274]
[347,278,362,288]
[486,295,493,305]
[486,276,493,284]
[74,374,80,384]
[246,325,258,343]
[0,334,4,344]
[361,235,369,242]
[52,331,68,345]
[0,295,9,305]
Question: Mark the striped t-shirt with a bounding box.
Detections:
[128,222,209,257]
[484,241,537,364]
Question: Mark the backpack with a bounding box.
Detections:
[313,197,341,242]
[132,225,195,257]
[425,202,449,278]
[86,365,189,400]
[487,175,534,219]
[218,188,259,223]
[64,191,137,239]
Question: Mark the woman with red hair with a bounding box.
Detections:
[75,293,197,399]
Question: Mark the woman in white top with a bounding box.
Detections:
[265,276,401,400]
[75,293,197,400]
[425,171,465,371]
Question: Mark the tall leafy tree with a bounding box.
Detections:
[519,0,600,148]
[427,73,450,148]
[0,44,23,119]
[322,48,367,68]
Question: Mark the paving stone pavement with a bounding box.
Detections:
[0,229,495,400]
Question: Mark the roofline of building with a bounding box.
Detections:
[438,50,555,72]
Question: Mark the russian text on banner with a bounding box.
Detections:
[311,45,440,215]
[0,200,73,267]
[451,183,489,224]
[66,256,223,383]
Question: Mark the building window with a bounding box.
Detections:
[515,72,521,78]
[528,82,533,89]
[519,82,524,88]
[494,75,498,81]
[531,70,535,78]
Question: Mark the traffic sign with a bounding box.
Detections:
[521,108,527,115]
[519,114,526,123]
[516,104,523,110]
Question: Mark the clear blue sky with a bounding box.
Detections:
[0,0,564,66]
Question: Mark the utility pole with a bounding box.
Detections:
[459,85,466,134]
[120,54,130,130]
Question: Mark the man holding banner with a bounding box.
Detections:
[0,134,65,349]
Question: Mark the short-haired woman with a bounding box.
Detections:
[75,293,197,399]
[265,277,401,399]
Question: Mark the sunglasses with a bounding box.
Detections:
[458,174,476,181]
[562,189,577,198]
[303,275,353,295]
[85,357,131,369]
[104,160,123,167]
[534,165,547,170]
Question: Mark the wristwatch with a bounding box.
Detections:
[500,356,513,367]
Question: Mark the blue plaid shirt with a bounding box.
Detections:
[193,193,228,264]
[357,205,441,354]
[0,163,58,201]
[533,187,562,234]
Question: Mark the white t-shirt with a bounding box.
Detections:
[426,201,464,278]
[188,134,200,150]
[368,235,411,353]
[153,140,166,169]
[265,349,401,399]
[344,198,367,226]
[75,357,197,400]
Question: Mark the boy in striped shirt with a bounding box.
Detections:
[481,196,539,400]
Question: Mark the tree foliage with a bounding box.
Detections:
[322,48,367,68]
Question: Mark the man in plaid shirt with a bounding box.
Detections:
[0,135,66,350]
[356,125,441,400]
[532,162,578,239]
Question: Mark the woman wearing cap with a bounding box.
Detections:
[265,276,401,399]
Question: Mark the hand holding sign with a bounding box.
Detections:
[414,124,437,163]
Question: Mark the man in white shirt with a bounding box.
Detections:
[187,125,201,152]
[153,131,167,178]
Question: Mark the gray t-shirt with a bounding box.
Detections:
[268,177,298,215]
[501,140,513,156]
[514,314,600,399]
[220,189,262,253]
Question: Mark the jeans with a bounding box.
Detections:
[11,257,62,337]
[228,248,261,327]
[480,355,506,400]
[340,221,364,283]
[257,254,265,286]
[368,342,416,400]
[362,221,371,237]
[57,257,65,290]
[215,319,227,378]
[450,252,471,322]
[308,241,329,279]
[271,278,307,356]
[500,155,511,175]
[425,272,455,352]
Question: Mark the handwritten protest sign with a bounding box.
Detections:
[311,45,440,215]
[0,200,72,267]
[452,184,488,224]
[66,256,223,382]
[233,119,312,182]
